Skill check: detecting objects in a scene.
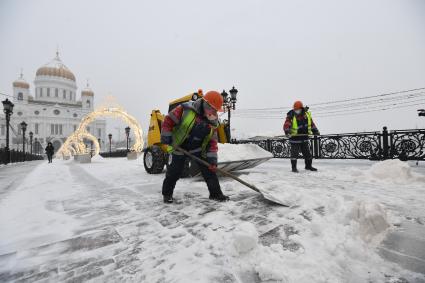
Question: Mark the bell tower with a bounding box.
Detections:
[81,80,94,110]
[12,70,30,104]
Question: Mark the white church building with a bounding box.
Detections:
[0,52,106,153]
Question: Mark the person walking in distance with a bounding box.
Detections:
[45,142,54,163]
[284,101,320,172]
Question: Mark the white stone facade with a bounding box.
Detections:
[0,53,106,153]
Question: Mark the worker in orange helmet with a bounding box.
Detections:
[160,90,229,203]
[283,101,320,172]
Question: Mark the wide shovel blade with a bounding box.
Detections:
[174,146,290,206]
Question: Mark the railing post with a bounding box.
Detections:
[382,126,389,160]
[389,131,395,159]
[313,135,319,159]
[266,139,272,153]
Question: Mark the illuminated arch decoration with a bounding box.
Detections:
[59,132,101,158]
[68,146,76,155]
[57,96,144,158]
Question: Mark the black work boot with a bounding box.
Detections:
[209,193,230,202]
[163,195,174,204]
[291,160,299,173]
[305,159,317,171]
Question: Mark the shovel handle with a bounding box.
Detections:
[174,146,261,193]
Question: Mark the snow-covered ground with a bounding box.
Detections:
[0,156,424,282]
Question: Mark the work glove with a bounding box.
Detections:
[285,132,291,138]
[208,164,217,173]
[161,144,174,154]
[161,135,172,145]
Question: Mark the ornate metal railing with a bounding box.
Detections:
[390,129,425,160]
[234,127,425,161]
[0,149,44,164]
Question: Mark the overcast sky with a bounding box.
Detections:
[1,0,424,138]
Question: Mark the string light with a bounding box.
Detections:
[57,97,144,158]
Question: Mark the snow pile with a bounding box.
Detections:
[368,159,413,181]
[91,154,105,162]
[353,159,425,184]
[254,249,290,283]
[231,198,393,282]
[232,222,258,254]
[218,143,273,162]
[348,201,390,243]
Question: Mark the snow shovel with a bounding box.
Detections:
[174,145,291,206]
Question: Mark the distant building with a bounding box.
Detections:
[0,52,106,153]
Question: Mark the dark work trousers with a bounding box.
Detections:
[162,153,222,197]
[47,154,53,163]
[290,141,312,161]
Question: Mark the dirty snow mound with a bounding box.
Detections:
[348,201,390,243]
[218,143,273,162]
[232,222,258,254]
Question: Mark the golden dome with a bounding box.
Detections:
[35,52,76,82]
[81,89,94,96]
[13,81,30,89]
[81,81,94,96]
[13,72,30,89]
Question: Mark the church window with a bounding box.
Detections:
[59,125,63,135]
[47,88,50,97]
[34,110,39,115]
[87,126,90,132]
[87,99,91,108]
[63,89,66,99]
[1,125,5,136]
[35,123,39,134]
[17,111,23,116]
[73,125,77,131]
[55,88,58,97]
[40,88,43,97]
[73,113,78,118]
[51,124,54,135]
[54,109,60,115]
[55,124,59,135]
[18,127,21,135]
[98,128,101,137]
[18,92,23,100]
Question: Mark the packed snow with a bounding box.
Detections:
[232,222,259,254]
[0,156,424,282]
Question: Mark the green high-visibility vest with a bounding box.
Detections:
[290,111,313,136]
[172,109,215,156]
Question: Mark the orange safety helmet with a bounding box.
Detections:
[293,101,304,110]
[203,90,224,112]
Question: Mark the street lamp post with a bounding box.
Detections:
[34,138,38,155]
[89,141,93,157]
[2,99,14,164]
[125,126,130,152]
[98,138,101,151]
[221,86,238,141]
[20,121,27,161]
[108,133,112,157]
[29,131,33,155]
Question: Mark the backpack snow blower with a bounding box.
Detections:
[143,90,272,177]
